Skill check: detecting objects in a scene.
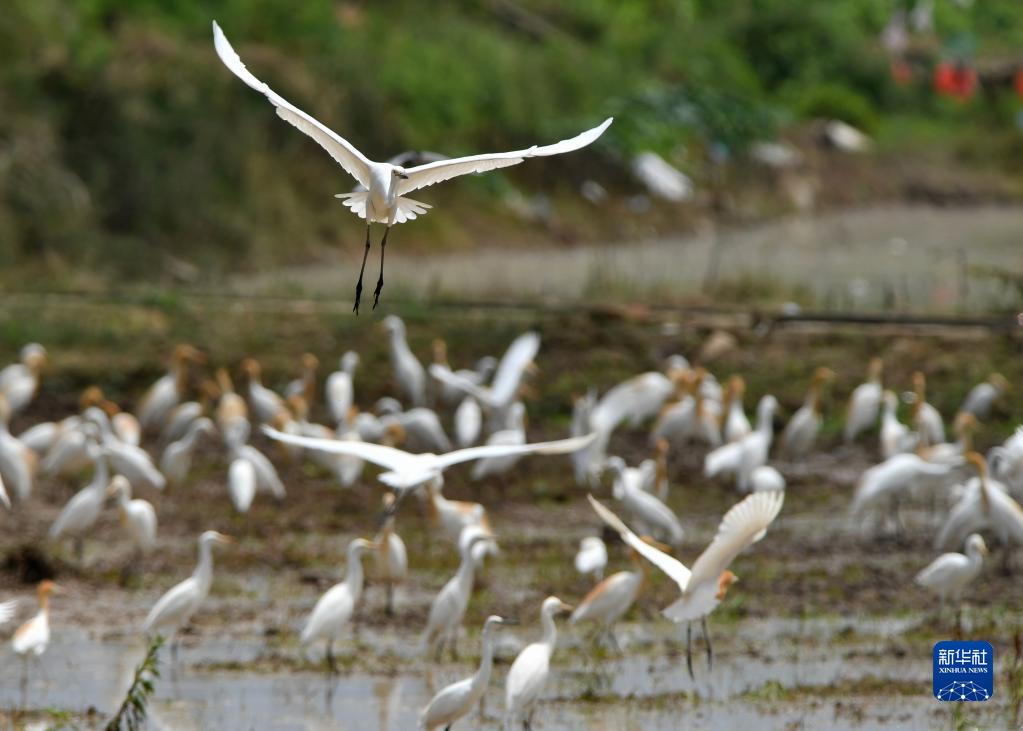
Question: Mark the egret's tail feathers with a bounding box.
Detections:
[334,193,432,224]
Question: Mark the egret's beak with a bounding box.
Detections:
[50,583,67,594]
[558,601,574,613]
[216,534,235,545]
[497,617,520,626]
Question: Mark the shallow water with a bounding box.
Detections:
[0,614,987,730]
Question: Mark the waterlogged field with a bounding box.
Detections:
[0,301,1021,730]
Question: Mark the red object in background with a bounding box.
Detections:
[891,60,913,85]
[934,61,977,100]
[1015,68,1023,99]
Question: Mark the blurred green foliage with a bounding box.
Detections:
[2,0,1023,280]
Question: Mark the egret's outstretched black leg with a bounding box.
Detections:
[686,621,694,680]
[702,616,713,670]
[353,225,371,314]
[373,226,390,309]
[326,639,338,674]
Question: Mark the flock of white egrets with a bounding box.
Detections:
[0,316,1020,729]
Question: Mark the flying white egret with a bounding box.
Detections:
[574,536,608,581]
[143,531,233,655]
[374,494,408,615]
[959,373,1009,421]
[212,22,611,312]
[845,358,883,443]
[261,426,595,508]
[588,491,784,678]
[916,533,986,627]
[301,537,376,672]
[429,331,539,429]
[505,596,573,730]
[418,615,514,731]
[422,527,496,660]
[470,402,527,483]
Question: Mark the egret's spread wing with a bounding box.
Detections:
[587,495,691,591]
[489,332,541,408]
[433,432,597,471]
[212,22,372,187]
[0,599,17,626]
[399,118,612,195]
[687,491,784,590]
[428,364,489,403]
[262,426,414,472]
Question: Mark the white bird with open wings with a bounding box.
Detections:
[212,21,612,313]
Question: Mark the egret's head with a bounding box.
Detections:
[483,615,517,632]
[990,372,1010,392]
[391,167,409,180]
[22,344,48,373]
[541,596,573,616]
[38,580,63,602]
[200,530,234,548]
[349,537,377,555]
[965,533,988,557]
[716,570,738,600]
[868,357,884,380]
[106,475,131,499]
[239,358,261,381]
[301,352,319,371]
[173,343,206,366]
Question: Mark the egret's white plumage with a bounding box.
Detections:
[574,536,608,581]
[160,417,215,487]
[143,531,232,637]
[418,615,512,731]
[263,425,594,499]
[845,358,883,443]
[12,581,60,657]
[107,475,157,555]
[960,373,1009,421]
[781,367,834,457]
[228,458,256,513]
[454,396,483,448]
[49,442,109,549]
[880,389,916,459]
[301,538,375,668]
[325,351,360,427]
[470,403,527,481]
[381,316,427,407]
[750,465,786,492]
[0,344,47,415]
[137,344,203,433]
[606,456,684,546]
[916,534,986,605]
[0,394,36,500]
[505,596,573,730]
[374,495,408,615]
[422,528,494,659]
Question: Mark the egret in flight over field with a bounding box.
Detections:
[212,22,612,313]
[588,491,784,678]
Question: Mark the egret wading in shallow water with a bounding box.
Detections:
[418,615,515,731]
[211,22,611,313]
[505,596,574,731]
[302,537,377,673]
[589,491,783,679]
[12,580,63,701]
[143,531,232,658]
[916,533,987,629]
